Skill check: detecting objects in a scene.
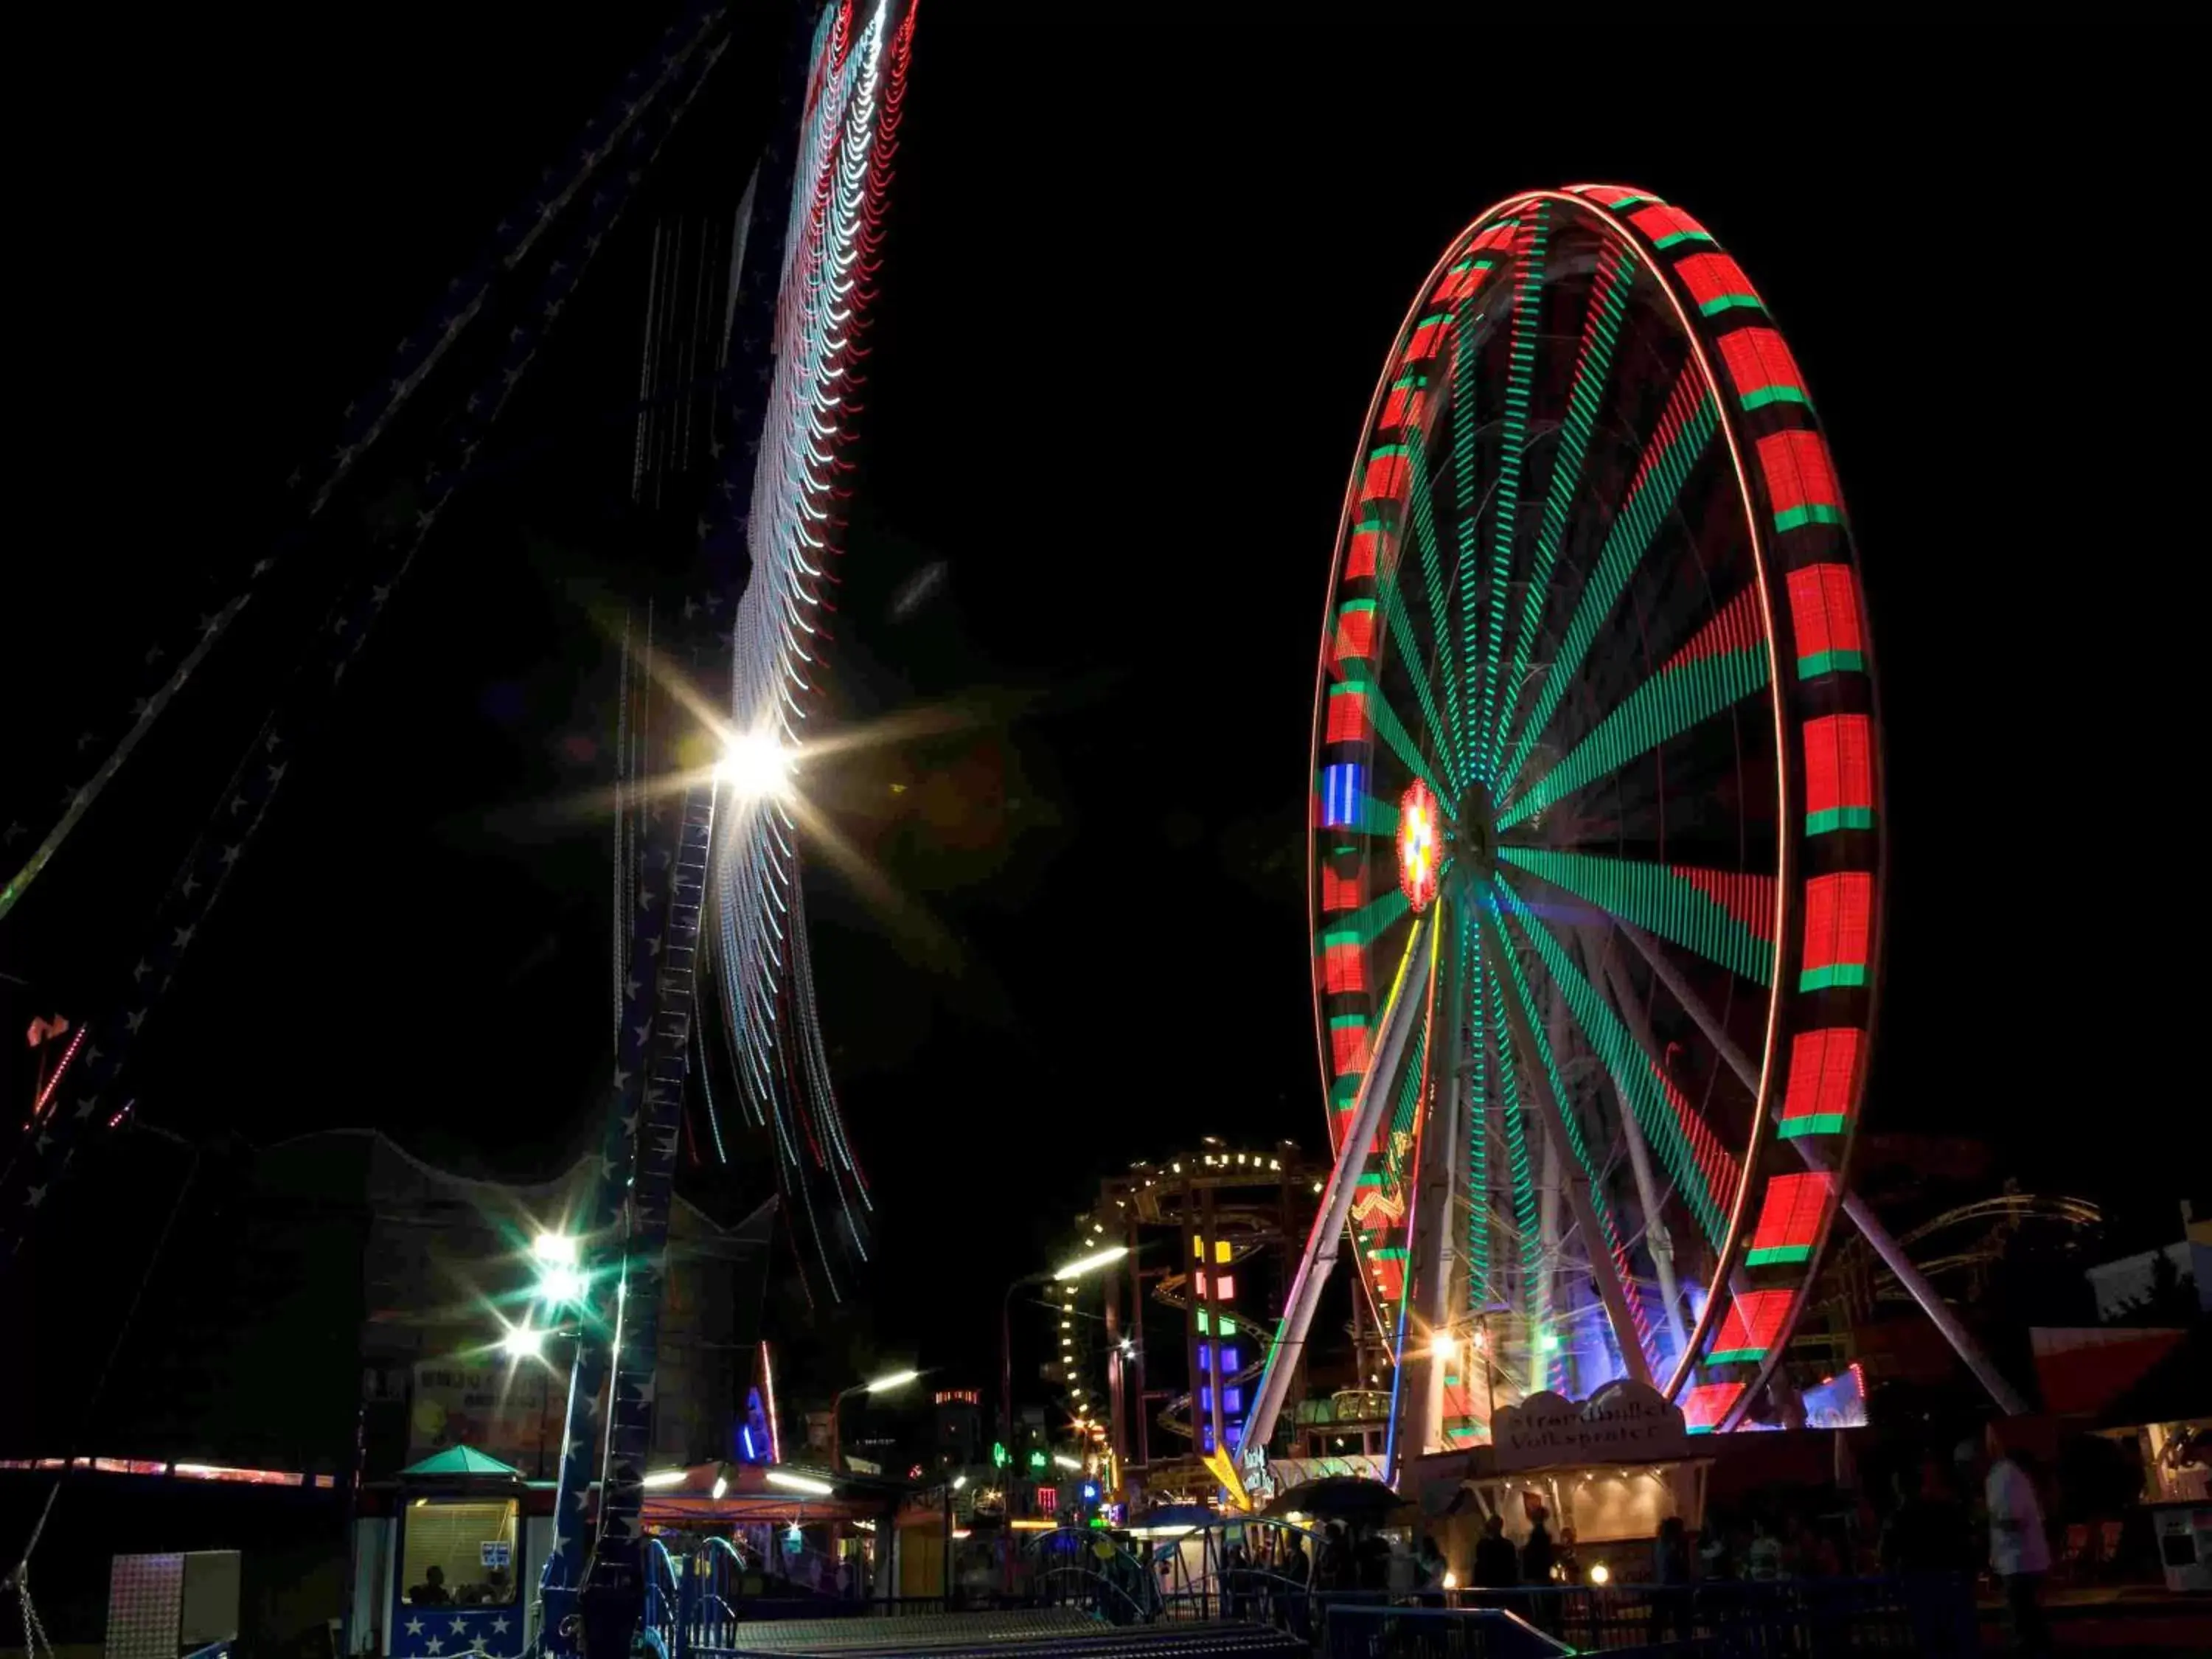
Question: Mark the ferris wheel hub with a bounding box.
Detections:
[1397,778,1497,913]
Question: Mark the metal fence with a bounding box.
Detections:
[660,1537,1976,1659]
[1314,1577,1980,1657]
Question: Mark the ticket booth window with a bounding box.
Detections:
[402,1499,519,1606]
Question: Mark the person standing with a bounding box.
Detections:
[1472,1515,1519,1589]
[1745,1515,1783,1582]
[1650,1515,1694,1644]
[1415,1534,1448,1606]
[1384,1534,1417,1602]
[1521,1511,1557,1585]
[1984,1425,2053,1657]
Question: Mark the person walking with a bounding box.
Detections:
[1984,1425,2053,1657]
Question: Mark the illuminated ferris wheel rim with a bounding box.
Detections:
[1288,181,1882,1442]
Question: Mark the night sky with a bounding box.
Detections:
[4,11,2177,1413]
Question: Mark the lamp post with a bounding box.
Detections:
[998,1247,1131,1467]
[827,1368,921,1472]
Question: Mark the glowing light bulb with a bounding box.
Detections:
[714,730,796,800]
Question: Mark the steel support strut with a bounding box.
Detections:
[1397,905,1466,1468]
[543,782,718,1656]
[1479,907,1653,1388]
[1613,920,2028,1417]
[1242,916,1434,1456]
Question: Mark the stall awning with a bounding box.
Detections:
[401,1446,526,1481]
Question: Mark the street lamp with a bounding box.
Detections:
[829,1368,922,1472]
[765,1470,835,1498]
[1001,1245,1133,1460]
[532,1231,586,1307]
[1051,1245,1128,1281]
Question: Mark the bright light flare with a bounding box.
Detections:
[499,1326,544,1363]
[641,1469,688,1489]
[1428,1332,1460,1361]
[537,1265,587,1305]
[1052,1245,1130,1281]
[863,1368,921,1394]
[714,730,796,800]
[532,1232,578,1266]
[1588,1562,1611,1585]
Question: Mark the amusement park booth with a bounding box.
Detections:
[347,1446,552,1659]
[1417,1382,1710,1585]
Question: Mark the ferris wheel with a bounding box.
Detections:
[1245,184,1882,1460]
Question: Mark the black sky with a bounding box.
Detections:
[4,10,2180,1404]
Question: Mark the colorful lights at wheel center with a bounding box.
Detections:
[1397,779,1443,912]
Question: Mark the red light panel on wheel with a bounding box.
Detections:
[1329,1016,1370,1074]
[1786,565,1866,678]
[1346,518,1391,581]
[1379,375,1429,433]
[1320,930,1364,992]
[1757,430,1843,534]
[1326,683,1370,745]
[1747,1171,1834,1265]
[1400,315,1453,366]
[1432,256,1495,305]
[1674,251,1763,316]
[1799,872,1872,991]
[1718,326,1809,411]
[1681,1381,1745,1433]
[1332,602,1378,666]
[1360,445,1412,507]
[1803,714,1875,835]
[1778,1027,1863,1138]
[1631,204,1714,250]
[1319,870,1361,915]
[1709,1289,1793,1363]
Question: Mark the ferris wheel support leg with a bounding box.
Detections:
[1397,909,1467,1471]
[1481,910,1654,1388]
[1586,947,1699,1363]
[1611,921,2030,1419]
[1242,916,1434,1461]
[1594,943,1792,1417]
